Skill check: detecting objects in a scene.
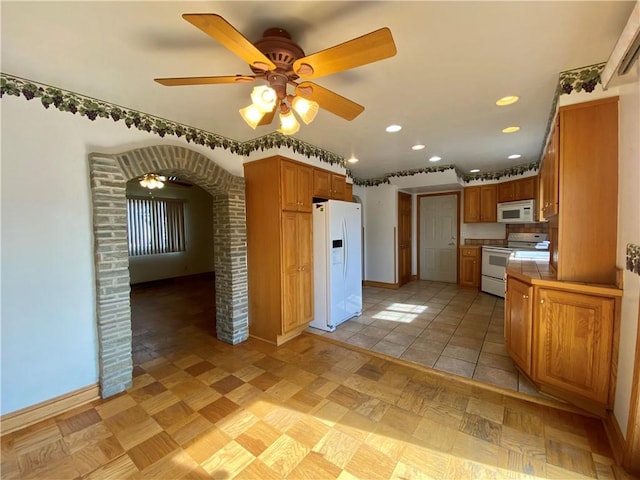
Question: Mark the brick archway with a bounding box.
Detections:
[88,145,248,398]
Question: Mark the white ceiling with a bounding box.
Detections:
[1,1,635,180]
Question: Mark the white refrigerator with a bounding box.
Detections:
[310,200,363,332]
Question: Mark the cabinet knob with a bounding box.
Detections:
[522,295,529,299]
[540,299,545,304]
[300,266,305,271]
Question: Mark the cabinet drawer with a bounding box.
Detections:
[460,247,479,257]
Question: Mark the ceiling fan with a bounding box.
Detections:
[138,173,192,189]
[154,14,397,134]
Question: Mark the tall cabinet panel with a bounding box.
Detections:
[539,98,618,284]
[245,155,314,345]
[555,98,618,284]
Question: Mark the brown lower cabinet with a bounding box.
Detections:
[459,246,480,288]
[505,273,621,415]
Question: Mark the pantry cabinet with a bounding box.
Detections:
[463,184,497,223]
[459,246,480,288]
[244,156,315,345]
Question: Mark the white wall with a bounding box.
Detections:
[613,66,640,439]
[127,183,215,284]
[362,184,398,284]
[0,96,237,414]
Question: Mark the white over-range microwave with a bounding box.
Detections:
[497,199,536,223]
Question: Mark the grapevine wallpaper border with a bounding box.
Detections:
[1,68,604,187]
[627,244,640,276]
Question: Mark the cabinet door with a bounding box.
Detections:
[459,248,479,287]
[498,182,515,203]
[297,213,314,326]
[533,288,614,405]
[505,277,533,375]
[463,187,481,223]
[281,212,300,333]
[281,212,313,333]
[480,185,497,222]
[281,161,300,211]
[345,183,353,202]
[331,174,346,200]
[297,164,313,212]
[514,177,536,201]
[313,168,330,199]
[542,120,559,218]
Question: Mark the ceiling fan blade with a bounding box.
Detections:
[295,82,364,121]
[182,14,276,71]
[155,75,256,86]
[166,179,192,187]
[258,105,277,126]
[293,28,396,79]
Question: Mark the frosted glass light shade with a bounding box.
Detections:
[239,104,265,129]
[250,86,277,113]
[291,96,319,124]
[139,173,165,189]
[278,110,300,135]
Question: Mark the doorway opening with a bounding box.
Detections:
[89,145,248,399]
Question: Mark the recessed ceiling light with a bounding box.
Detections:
[385,124,402,133]
[502,126,520,133]
[508,154,522,159]
[412,144,425,150]
[428,156,441,162]
[347,156,359,164]
[470,169,480,173]
[496,96,519,106]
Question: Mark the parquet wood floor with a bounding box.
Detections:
[1,276,633,479]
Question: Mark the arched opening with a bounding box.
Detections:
[88,145,248,398]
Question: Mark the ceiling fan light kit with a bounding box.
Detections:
[154,13,396,135]
[238,104,265,129]
[139,173,166,189]
[278,105,301,135]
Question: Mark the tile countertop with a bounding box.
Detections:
[506,256,623,298]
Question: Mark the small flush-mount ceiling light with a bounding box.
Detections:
[508,154,522,159]
[428,156,441,162]
[412,144,425,151]
[347,156,359,164]
[470,169,480,173]
[502,126,520,133]
[496,96,519,106]
[385,124,402,133]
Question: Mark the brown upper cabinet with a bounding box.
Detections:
[281,160,313,212]
[313,169,347,201]
[464,184,497,223]
[539,120,559,221]
[498,177,538,204]
[345,183,353,202]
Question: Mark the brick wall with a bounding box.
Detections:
[88,145,248,398]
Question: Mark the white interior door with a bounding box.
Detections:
[419,195,458,282]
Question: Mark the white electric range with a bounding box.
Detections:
[481,233,549,298]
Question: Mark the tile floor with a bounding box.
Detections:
[307,281,541,396]
[0,275,629,479]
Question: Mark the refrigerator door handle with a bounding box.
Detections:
[342,217,348,278]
